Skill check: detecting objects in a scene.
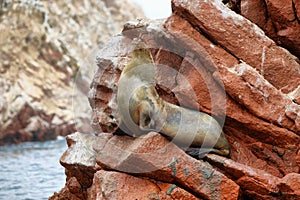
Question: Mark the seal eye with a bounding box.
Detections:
[140,109,151,129]
[142,114,151,127]
[138,101,153,130]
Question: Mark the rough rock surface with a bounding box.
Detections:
[225,0,300,60]
[50,132,239,200]
[52,0,300,199]
[0,0,143,145]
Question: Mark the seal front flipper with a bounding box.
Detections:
[186,147,231,159]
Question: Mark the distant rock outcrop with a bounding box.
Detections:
[0,0,143,145]
[51,0,300,199]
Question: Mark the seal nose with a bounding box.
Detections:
[221,142,231,157]
[220,147,231,157]
[215,131,231,156]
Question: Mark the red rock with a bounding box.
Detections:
[54,131,300,199]
[292,88,300,105]
[87,170,161,200]
[171,0,300,93]
[240,0,267,28]
[264,0,300,55]
[296,0,300,20]
[164,14,300,144]
[277,173,300,198]
[266,0,295,22]
[208,153,300,199]
[66,177,82,196]
[84,13,299,198]
[52,0,300,199]
[234,0,300,59]
[49,178,83,200]
[60,132,111,187]
[248,142,299,175]
[206,154,280,198]
[156,182,200,200]
[218,62,299,133]
[96,132,240,200]
[173,54,227,116]
[87,170,201,200]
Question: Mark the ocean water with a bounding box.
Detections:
[0,137,67,200]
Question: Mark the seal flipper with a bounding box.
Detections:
[186,147,231,159]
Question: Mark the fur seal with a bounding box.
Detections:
[117,47,230,156]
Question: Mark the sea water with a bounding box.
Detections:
[0,137,67,200]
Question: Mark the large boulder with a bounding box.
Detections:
[52,0,300,199]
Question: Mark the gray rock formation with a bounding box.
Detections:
[0,0,144,145]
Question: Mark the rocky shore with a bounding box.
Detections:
[50,0,300,199]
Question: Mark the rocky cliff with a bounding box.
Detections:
[51,0,300,199]
[0,0,143,145]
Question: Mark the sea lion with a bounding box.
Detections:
[117,47,230,156]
